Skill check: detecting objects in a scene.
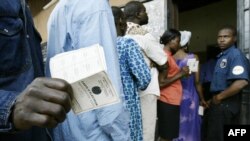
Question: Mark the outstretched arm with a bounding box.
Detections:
[194,54,208,108]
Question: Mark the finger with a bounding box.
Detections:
[31,100,67,123]
[27,85,71,113]
[34,77,73,97]
[43,87,71,112]
[46,78,74,100]
[28,113,58,128]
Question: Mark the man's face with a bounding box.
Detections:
[217,29,236,50]
[139,6,148,25]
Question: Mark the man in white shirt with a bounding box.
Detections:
[124,1,168,141]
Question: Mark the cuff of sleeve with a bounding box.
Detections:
[0,92,18,133]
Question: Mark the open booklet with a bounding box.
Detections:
[49,44,120,114]
[187,58,199,73]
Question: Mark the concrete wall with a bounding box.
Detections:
[31,0,236,51]
[29,0,57,43]
[110,0,132,7]
[29,0,128,43]
[179,0,236,54]
[30,0,152,43]
[143,0,167,40]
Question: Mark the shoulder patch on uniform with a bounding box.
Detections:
[232,66,244,75]
[220,59,227,68]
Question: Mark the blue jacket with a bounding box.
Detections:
[0,0,49,140]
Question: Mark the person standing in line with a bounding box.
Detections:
[123,2,168,141]
[200,45,221,101]
[112,6,151,141]
[157,29,190,141]
[46,0,130,141]
[0,0,73,141]
[199,44,220,141]
[206,25,250,141]
[173,30,208,141]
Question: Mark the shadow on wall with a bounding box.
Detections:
[205,44,221,60]
[195,44,221,64]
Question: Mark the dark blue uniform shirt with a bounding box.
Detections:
[210,45,250,113]
[211,45,250,92]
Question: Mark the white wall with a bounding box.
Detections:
[143,0,167,40]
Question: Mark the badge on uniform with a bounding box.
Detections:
[220,59,227,68]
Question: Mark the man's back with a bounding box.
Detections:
[126,23,166,97]
[46,0,130,140]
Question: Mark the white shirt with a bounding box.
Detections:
[125,33,167,97]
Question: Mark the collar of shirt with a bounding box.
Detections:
[217,45,236,58]
[126,22,148,35]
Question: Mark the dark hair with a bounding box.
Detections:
[219,25,237,37]
[111,6,123,26]
[124,1,144,20]
[160,29,181,45]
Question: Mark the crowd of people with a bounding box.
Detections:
[0,0,249,141]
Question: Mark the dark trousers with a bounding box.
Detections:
[206,103,239,141]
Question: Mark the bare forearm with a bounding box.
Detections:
[216,80,248,101]
[159,72,183,88]
[194,79,205,100]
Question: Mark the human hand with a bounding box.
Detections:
[200,99,209,108]
[12,77,73,130]
[180,66,190,77]
[212,95,222,105]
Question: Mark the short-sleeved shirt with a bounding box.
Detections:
[210,45,250,113]
[210,46,250,92]
[160,50,183,106]
[126,22,167,97]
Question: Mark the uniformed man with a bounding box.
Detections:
[206,25,250,141]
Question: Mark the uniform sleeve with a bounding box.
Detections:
[227,53,250,81]
[126,39,151,90]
